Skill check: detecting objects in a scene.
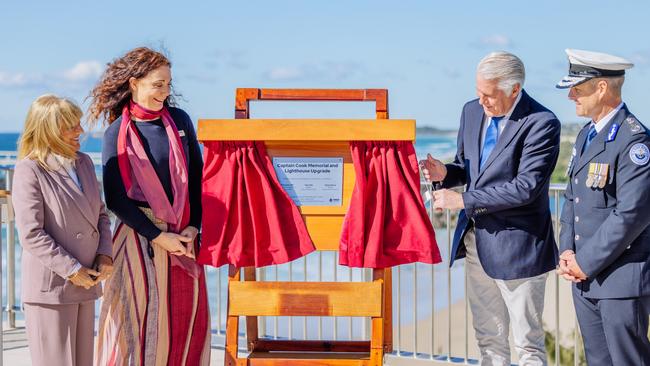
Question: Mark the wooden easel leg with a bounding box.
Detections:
[225,266,241,366]
[225,315,240,366]
[374,268,393,353]
[370,316,385,366]
[244,267,259,352]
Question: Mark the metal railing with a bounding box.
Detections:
[0,188,5,366]
[205,183,582,365]
[0,151,101,167]
[0,171,582,365]
[2,169,16,330]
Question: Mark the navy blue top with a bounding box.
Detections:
[102,107,203,240]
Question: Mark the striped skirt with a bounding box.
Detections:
[96,219,211,366]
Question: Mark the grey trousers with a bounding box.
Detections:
[24,300,95,366]
[465,229,548,366]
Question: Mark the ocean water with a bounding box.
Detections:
[1,132,456,158]
[0,132,102,155]
[414,134,457,161]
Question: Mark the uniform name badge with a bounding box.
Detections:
[586,163,609,189]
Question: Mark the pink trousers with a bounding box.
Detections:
[24,300,95,366]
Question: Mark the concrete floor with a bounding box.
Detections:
[1,321,227,366]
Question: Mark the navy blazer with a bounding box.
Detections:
[560,105,650,299]
[443,90,561,280]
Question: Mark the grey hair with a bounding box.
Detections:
[585,76,625,97]
[605,75,625,96]
[477,51,526,94]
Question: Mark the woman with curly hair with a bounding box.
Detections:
[88,47,210,365]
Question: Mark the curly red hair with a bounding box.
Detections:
[87,47,177,124]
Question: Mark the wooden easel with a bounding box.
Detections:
[199,89,416,365]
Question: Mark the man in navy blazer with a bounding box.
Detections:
[556,49,650,365]
[421,51,560,365]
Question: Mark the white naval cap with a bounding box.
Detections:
[556,49,634,89]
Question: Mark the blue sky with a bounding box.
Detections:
[2,0,650,132]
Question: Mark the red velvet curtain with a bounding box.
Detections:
[340,141,441,268]
[198,141,315,267]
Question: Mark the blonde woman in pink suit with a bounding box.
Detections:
[12,95,113,366]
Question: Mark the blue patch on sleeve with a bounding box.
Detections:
[629,143,650,166]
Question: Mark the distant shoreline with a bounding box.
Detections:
[417,121,585,137]
[416,126,457,137]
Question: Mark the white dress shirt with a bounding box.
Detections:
[53,154,81,189]
[592,102,624,133]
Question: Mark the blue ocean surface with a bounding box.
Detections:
[414,134,457,161]
[0,132,103,154]
[1,132,456,157]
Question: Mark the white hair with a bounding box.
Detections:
[477,51,526,94]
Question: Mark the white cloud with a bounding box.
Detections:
[205,49,248,70]
[630,51,650,66]
[324,61,361,80]
[264,62,362,82]
[267,66,306,81]
[478,34,512,48]
[185,73,218,84]
[0,71,32,87]
[442,67,461,80]
[63,61,103,82]
[0,60,104,90]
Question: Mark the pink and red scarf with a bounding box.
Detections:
[117,101,200,277]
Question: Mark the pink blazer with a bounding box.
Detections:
[12,153,112,304]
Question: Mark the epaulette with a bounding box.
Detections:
[624,115,646,135]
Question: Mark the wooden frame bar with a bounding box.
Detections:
[235,88,388,119]
[198,119,415,141]
[228,281,383,317]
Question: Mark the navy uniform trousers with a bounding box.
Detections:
[572,289,650,365]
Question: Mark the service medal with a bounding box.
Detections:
[598,164,609,189]
[593,163,602,188]
[586,163,596,187]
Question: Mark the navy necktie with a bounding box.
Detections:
[480,116,503,169]
[582,124,597,154]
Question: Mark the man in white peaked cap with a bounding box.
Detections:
[557,48,650,365]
